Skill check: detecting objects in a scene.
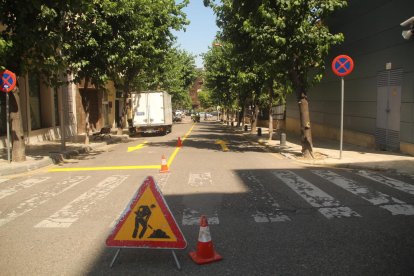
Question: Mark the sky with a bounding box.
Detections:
[173,1,219,68]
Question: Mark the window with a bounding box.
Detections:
[54,88,60,126]
[29,73,42,130]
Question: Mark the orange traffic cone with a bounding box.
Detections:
[177,137,182,147]
[160,155,169,173]
[189,215,222,265]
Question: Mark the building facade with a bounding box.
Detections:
[0,73,118,150]
[286,0,414,156]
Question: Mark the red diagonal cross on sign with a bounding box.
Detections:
[331,55,354,77]
[336,59,350,71]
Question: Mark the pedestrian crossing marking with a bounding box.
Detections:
[0,177,50,200]
[241,172,290,223]
[312,170,414,216]
[357,170,414,196]
[35,175,128,228]
[182,208,219,225]
[106,176,187,249]
[274,171,360,219]
[0,176,90,227]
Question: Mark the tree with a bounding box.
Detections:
[103,0,189,133]
[0,1,89,161]
[146,48,197,110]
[206,0,346,157]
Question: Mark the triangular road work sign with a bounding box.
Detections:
[106,176,187,249]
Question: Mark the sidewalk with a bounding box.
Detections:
[0,133,135,177]
[238,126,414,176]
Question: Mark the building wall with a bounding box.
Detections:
[286,0,414,155]
[0,73,78,149]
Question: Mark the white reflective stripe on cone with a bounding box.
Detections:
[198,226,211,242]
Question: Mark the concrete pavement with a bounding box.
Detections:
[1,123,414,177]
[0,134,133,177]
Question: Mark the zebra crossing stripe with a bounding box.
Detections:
[182,208,219,225]
[357,170,414,196]
[0,176,90,227]
[273,171,360,219]
[35,175,128,228]
[312,170,414,216]
[242,172,290,223]
[0,177,50,200]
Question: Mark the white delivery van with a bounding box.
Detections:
[130,91,173,135]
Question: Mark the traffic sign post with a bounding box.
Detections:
[0,70,17,163]
[332,55,354,159]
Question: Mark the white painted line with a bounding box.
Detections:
[154,173,170,191]
[357,170,414,196]
[188,173,212,187]
[0,176,90,227]
[182,208,219,225]
[35,175,128,228]
[242,172,290,223]
[274,171,359,219]
[0,177,50,200]
[312,170,414,216]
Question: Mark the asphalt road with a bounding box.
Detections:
[1,119,414,275]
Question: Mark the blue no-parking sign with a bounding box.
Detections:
[0,70,16,92]
[332,55,354,77]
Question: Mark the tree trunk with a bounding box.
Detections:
[268,84,275,140]
[81,78,91,145]
[291,70,314,158]
[250,104,259,134]
[9,86,26,162]
[298,93,313,158]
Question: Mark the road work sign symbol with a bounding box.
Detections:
[106,176,187,249]
[332,55,354,77]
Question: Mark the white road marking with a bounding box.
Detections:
[188,173,212,187]
[313,170,414,216]
[35,175,128,228]
[274,171,359,219]
[0,176,90,227]
[182,208,219,225]
[0,177,50,200]
[357,170,414,196]
[154,173,170,191]
[242,171,290,223]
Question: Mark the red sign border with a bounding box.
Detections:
[1,70,17,93]
[106,176,187,249]
[331,55,354,77]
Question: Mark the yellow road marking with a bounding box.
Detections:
[215,139,229,152]
[49,124,197,172]
[127,141,148,152]
[48,165,160,172]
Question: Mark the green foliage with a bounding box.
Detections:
[146,48,197,109]
[205,0,346,108]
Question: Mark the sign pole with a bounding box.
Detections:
[331,55,354,160]
[6,93,11,163]
[340,77,344,159]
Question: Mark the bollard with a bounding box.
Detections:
[257,127,262,136]
[280,133,286,146]
[244,125,248,132]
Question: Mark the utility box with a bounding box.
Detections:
[130,91,172,135]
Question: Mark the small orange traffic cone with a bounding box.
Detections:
[160,155,169,173]
[177,137,182,147]
[189,215,222,265]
